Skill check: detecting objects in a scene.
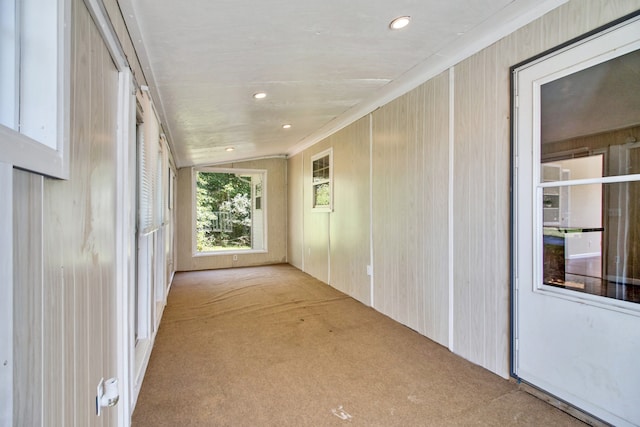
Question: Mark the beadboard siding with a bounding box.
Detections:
[328,117,371,305]
[12,0,120,425]
[0,164,12,426]
[450,0,640,378]
[287,153,304,270]
[288,0,640,379]
[176,158,288,271]
[372,73,450,346]
[13,170,43,425]
[453,44,509,376]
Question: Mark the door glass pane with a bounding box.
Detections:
[538,46,640,304]
[540,49,640,178]
[542,182,640,303]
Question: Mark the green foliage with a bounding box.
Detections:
[196,171,252,251]
[314,183,330,207]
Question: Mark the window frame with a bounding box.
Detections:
[192,167,268,256]
[0,0,70,179]
[311,148,333,212]
[512,12,640,314]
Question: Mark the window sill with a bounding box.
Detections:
[0,125,69,179]
[193,249,268,257]
[312,207,333,213]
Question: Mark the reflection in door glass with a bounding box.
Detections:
[542,182,640,303]
[539,48,640,304]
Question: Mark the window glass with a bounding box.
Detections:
[542,181,640,303]
[196,170,266,252]
[311,149,332,210]
[538,47,640,304]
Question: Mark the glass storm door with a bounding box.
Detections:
[513,15,640,427]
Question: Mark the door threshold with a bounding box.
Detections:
[516,381,611,427]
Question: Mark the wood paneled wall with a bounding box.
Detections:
[176,158,288,271]
[287,153,304,270]
[288,0,640,379]
[12,1,120,425]
[328,117,371,304]
[452,41,510,375]
[450,0,640,377]
[372,72,450,346]
[13,170,44,424]
[295,119,372,301]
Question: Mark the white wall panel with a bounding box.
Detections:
[328,117,371,305]
[371,73,450,346]
[287,153,304,270]
[450,0,640,378]
[13,170,43,425]
[0,163,13,427]
[12,0,121,425]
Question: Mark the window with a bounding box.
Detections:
[0,0,70,179]
[311,148,333,211]
[255,182,262,210]
[194,168,266,253]
[514,15,640,306]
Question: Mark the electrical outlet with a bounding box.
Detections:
[233,254,238,261]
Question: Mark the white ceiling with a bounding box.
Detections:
[118,0,566,168]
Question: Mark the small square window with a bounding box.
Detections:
[311,148,333,211]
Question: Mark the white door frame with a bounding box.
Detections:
[116,69,137,426]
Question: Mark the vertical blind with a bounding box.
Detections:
[138,93,165,234]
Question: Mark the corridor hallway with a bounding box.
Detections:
[132,264,585,426]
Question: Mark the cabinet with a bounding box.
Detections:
[542,164,569,226]
[543,164,561,225]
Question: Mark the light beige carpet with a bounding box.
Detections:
[132,264,586,426]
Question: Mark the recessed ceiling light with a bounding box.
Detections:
[389,16,411,30]
[282,124,292,129]
[253,92,267,99]
[225,147,235,152]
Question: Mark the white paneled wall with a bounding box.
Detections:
[328,117,371,304]
[287,0,640,379]
[10,0,176,425]
[13,1,121,424]
[372,72,450,346]
[452,43,510,376]
[287,153,304,270]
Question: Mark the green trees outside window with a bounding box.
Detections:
[196,171,257,252]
